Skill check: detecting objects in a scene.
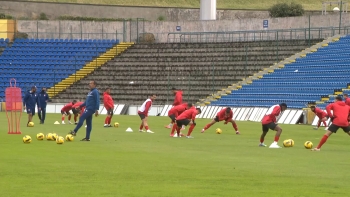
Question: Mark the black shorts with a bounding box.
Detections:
[262,122,277,132]
[176,119,196,127]
[169,114,176,122]
[328,123,350,133]
[107,109,113,116]
[138,113,146,120]
[72,108,79,115]
[61,110,70,115]
[214,116,220,122]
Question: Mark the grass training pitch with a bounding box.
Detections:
[1,112,350,196]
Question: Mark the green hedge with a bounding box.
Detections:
[0,13,14,19]
[268,2,304,17]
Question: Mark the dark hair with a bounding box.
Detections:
[225,107,231,113]
[280,103,287,108]
[187,103,193,108]
[91,80,97,86]
[196,107,202,113]
[171,87,176,91]
[150,94,156,97]
[72,100,77,104]
[344,94,348,97]
[335,96,343,101]
[105,87,110,91]
[310,106,316,109]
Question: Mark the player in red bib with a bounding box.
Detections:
[310,106,329,130]
[72,101,85,125]
[201,107,240,134]
[259,103,287,148]
[165,87,183,129]
[168,103,192,137]
[174,107,202,138]
[312,96,350,151]
[103,88,115,127]
[61,100,76,124]
[138,94,156,133]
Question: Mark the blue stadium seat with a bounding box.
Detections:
[0,38,119,93]
[211,36,350,109]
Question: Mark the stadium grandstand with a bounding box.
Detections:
[0,33,348,110]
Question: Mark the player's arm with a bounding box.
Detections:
[80,101,86,109]
[144,101,151,116]
[23,93,29,108]
[326,104,333,118]
[36,94,41,109]
[225,111,233,123]
[272,106,281,117]
[95,90,100,111]
[46,93,50,102]
[173,93,181,106]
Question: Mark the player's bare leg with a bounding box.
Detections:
[142,117,154,133]
[228,119,240,134]
[139,122,144,132]
[259,131,268,147]
[170,123,177,137]
[165,121,173,129]
[61,114,66,124]
[27,114,33,126]
[269,125,282,148]
[68,114,72,124]
[312,130,333,151]
[201,119,216,133]
[314,118,328,130]
[186,121,196,138]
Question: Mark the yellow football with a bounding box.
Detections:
[56,136,64,144]
[28,122,34,127]
[65,134,74,141]
[52,133,58,141]
[23,135,32,143]
[215,128,222,134]
[283,139,295,147]
[36,133,45,140]
[114,122,119,128]
[304,141,313,149]
[46,133,53,140]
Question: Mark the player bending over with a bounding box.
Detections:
[312,96,350,151]
[168,103,193,137]
[138,94,156,133]
[310,106,329,130]
[103,88,115,127]
[72,101,84,124]
[201,107,240,134]
[165,88,183,129]
[259,103,287,148]
[174,107,202,138]
[61,100,76,124]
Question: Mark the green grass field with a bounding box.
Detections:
[27,0,325,10]
[1,112,349,197]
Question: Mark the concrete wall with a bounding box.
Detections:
[16,14,350,43]
[0,0,324,21]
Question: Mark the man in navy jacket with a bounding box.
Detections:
[23,86,41,126]
[38,87,50,124]
[69,81,100,141]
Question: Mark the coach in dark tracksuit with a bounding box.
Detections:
[23,86,41,126]
[69,81,100,141]
[38,87,50,124]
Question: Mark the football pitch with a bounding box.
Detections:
[1,112,349,197]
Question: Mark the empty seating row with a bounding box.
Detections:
[212,35,350,108]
